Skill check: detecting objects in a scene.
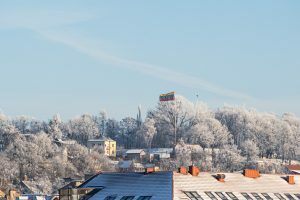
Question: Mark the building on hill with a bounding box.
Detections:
[87,138,116,157]
[146,148,173,161]
[125,149,146,161]
[285,164,300,175]
[58,166,300,200]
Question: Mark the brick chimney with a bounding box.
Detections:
[189,165,200,176]
[178,166,188,175]
[145,166,160,173]
[287,175,295,184]
[216,174,226,182]
[243,169,260,178]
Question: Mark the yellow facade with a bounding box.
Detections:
[87,138,117,157]
[104,140,116,157]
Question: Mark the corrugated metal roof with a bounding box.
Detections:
[79,172,173,200]
[126,149,145,154]
[173,172,300,200]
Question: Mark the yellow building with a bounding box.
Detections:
[87,138,116,157]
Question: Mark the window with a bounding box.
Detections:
[112,150,115,154]
[251,193,263,200]
[216,192,228,200]
[120,196,135,200]
[294,194,300,200]
[137,196,152,200]
[104,195,117,200]
[274,193,285,200]
[226,192,238,200]
[241,193,253,200]
[184,191,203,200]
[112,144,114,147]
[285,194,295,200]
[205,192,218,200]
[262,193,272,200]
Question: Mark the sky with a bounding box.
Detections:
[0,1,299,121]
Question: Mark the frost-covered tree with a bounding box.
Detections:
[136,118,156,148]
[214,145,244,172]
[67,114,99,145]
[149,95,196,147]
[49,114,63,140]
[240,140,259,162]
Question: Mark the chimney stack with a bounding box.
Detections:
[287,175,295,184]
[243,169,260,178]
[216,174,226,182]
[178,166,188,175]
[145,167,160,173]
[189,165,200,176]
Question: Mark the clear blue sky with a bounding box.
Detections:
[0,1,299,120]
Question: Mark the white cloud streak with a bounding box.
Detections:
[37,30,255,101]
[0,9,255,101]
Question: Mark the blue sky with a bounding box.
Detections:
[0,1,299,120]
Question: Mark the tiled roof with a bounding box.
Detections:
[173,172,300,200]
[79,172,172,200]
[286,165,300,171]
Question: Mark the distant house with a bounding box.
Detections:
[125,149,146,161]
[87,138,116,157]
[146,148,173,161]
[285,164,300,174]
[118,160,151,172]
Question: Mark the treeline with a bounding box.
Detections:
[0,95,300,192]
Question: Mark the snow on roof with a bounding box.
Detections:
[147,148,173,154]
[87,137,115,142]
[77,170,300,200]
[79,172,173,200]
[125,149,145,154]
[173,172,300,199]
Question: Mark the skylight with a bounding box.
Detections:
[262,193,272,200]
[120,196,135,200]
[274,193,285,200]
[251,193,263,200]
[137,196,152,200]
[241,193,253,200]
[184,191,203,200]
[294,194,300,200]
[226,192,238,200]
[216,192,228,200]
[285,194,295,200]
[104,195,117,200]
[205,192,218,200]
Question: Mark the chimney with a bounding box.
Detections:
[287,175,295,184]
[145,167,160,173]
[189,165,200,176]
[243,169,260,178]
[178,166,188,175]
[216,174,226,182]
[145,167,154,173]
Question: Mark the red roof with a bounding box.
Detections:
[286,164,300,170]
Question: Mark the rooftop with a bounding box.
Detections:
[72,168,300,200]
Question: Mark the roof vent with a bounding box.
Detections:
[287,175,295,184]
[189,165,200,176]
[178,166,188,175]
[243,169,260,178]
[216,174,226,182]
